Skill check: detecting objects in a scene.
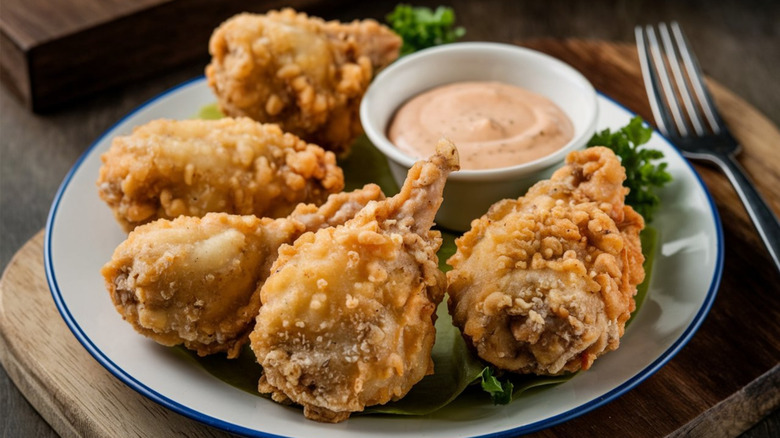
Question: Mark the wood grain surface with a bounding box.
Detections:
[0,37,778,438]
[0,0,346,111]
[0,232,234,438]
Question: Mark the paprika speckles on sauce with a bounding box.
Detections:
[388,81,574,170]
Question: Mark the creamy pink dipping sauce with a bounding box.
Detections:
[388,81,574,170]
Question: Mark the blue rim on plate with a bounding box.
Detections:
[44,78,724,438]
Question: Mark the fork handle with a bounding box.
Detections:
[711,153,780,273]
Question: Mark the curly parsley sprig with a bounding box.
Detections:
[588,116,672,221]
[386,4,465,56]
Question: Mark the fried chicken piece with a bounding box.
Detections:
[206,9,402,154]
[101,185,384,358]
[447,147,645,375]
[97,117,344,232]
[250,140,459,422]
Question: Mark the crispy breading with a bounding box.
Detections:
[250,140,459,422]
[447,147,645,375]
[97,117,343,231]
[206,9,401,153]
[102,185,384,358]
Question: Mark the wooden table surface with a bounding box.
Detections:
[1,0,778,436]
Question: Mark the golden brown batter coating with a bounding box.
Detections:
[97,117,343,231]
[102,185,384,358]
[250,140,459,422]
[447,147,645,375]
[206,9,401,153]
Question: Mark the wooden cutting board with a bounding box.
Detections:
[1,40,779,438]
[0,0,346,112]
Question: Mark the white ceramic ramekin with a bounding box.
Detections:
[360,42,598,231]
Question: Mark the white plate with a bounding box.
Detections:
[45,77,723,438]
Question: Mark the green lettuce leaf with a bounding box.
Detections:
[630,227,657,324]
[338,135,400,195]
[196,103,224,120]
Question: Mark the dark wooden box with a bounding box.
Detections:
[0,0,338,112]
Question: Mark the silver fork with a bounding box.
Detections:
[636,22,780,273]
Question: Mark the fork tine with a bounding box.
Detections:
[658,23,706,136]
[646,25,691,138]
[635,26,675,138]
[670,22,725,134]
